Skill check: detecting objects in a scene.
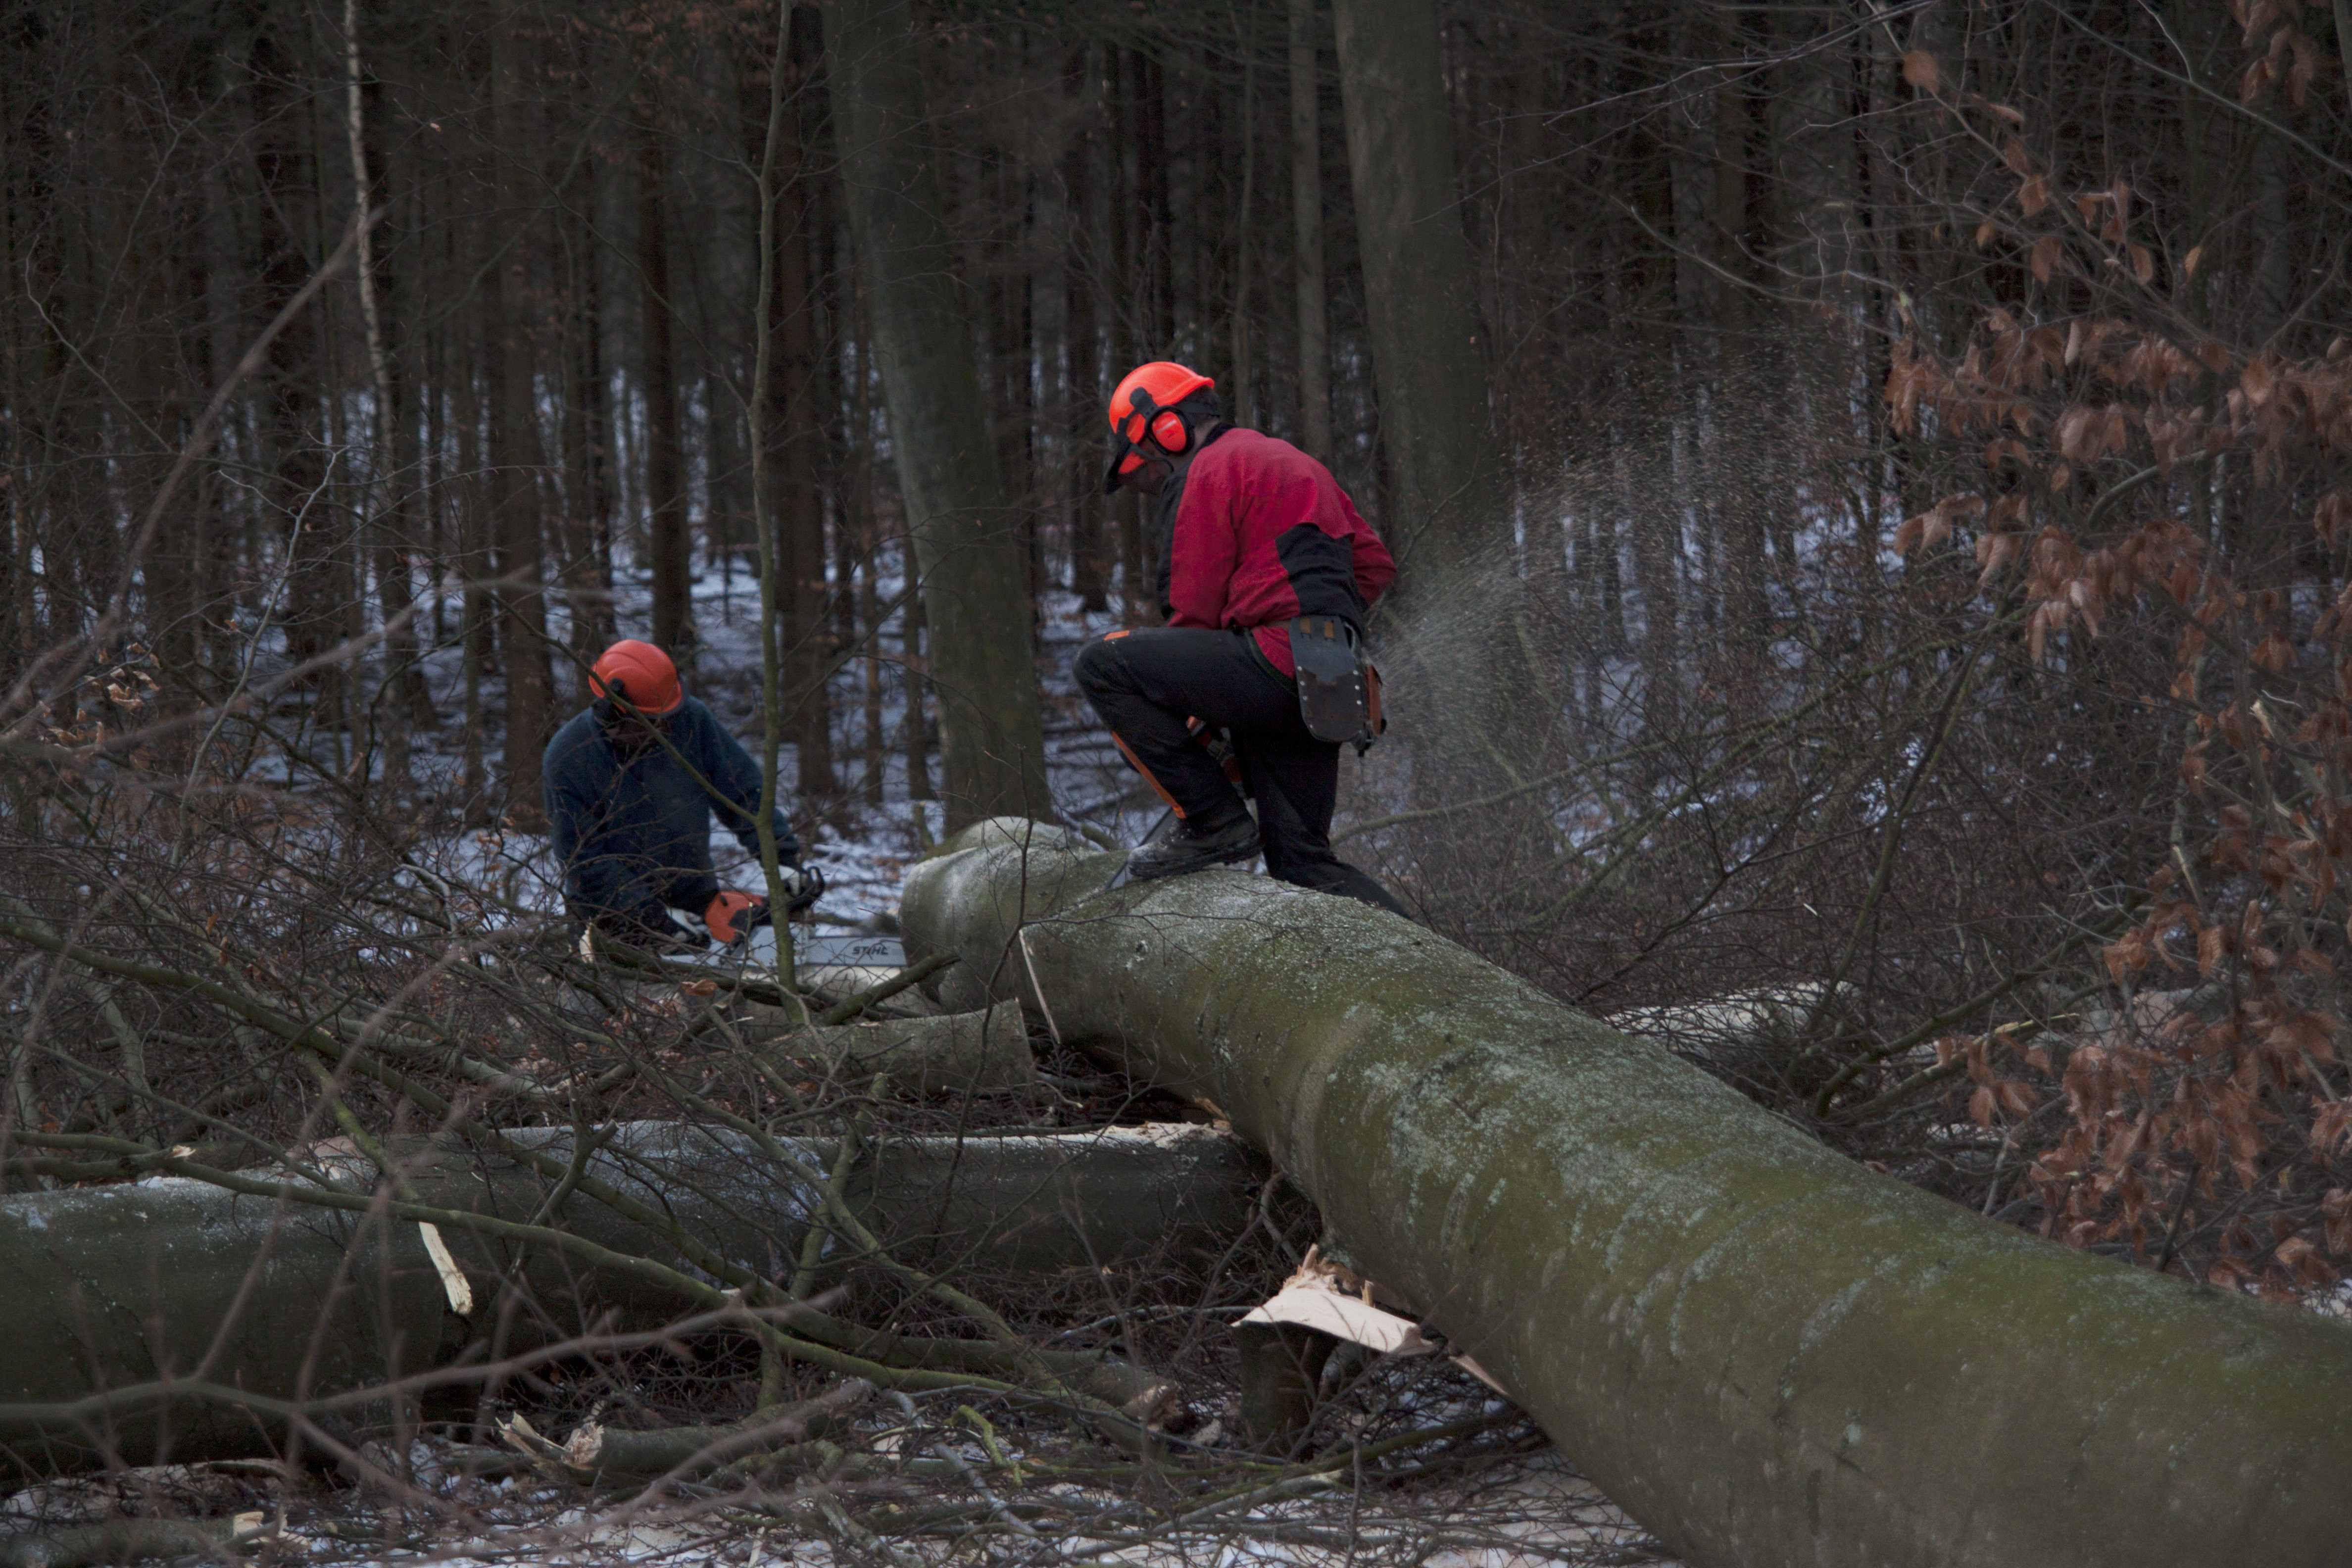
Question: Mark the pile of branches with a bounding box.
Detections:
[0,746,1629,1565]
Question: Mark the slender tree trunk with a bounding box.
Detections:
[823,0,1049,829]
[456,316,490,818]
[342,0,421,792]
[1329,0,1505,574]
[1288,0,1331,460]
[769,44,837,800]
[1137,52,1175,352]
[639,120,692,656]
[1228,15,1258,431]
[488,28,552,827]
[558,192,614,674]
[1109,51,1145,621]
[1063,46,1108,613]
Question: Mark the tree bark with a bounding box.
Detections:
[488,27,552,825]
[1328,0,1503,575]
[638,120,692,657]
[733,1003,1034,1093]
[1287,0,1330,460]
[0,1121,1256,1479]
[766,37,837,800]
[901,821,2352,1568]
[822,0,1048,828]
[1063,45,1108,612]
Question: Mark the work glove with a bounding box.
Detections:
[704,889,766,946]
[777,861,826,915]
[608,903,707,952]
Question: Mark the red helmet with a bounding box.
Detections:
[1103,361,1215,493]
[589,639,683,717]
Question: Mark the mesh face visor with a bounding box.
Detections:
[1100,387,1166,494]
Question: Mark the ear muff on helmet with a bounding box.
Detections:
[1127,387,1193,458]
[1103,362,1216,493]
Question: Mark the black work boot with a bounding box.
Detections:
[1122,814,1261,883]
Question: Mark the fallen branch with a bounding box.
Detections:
[0,1515,268,1568]
[734,1005,1034,1093]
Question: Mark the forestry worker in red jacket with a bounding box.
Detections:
[1075,360,1409,916]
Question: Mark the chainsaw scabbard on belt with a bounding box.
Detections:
[1288,616,1383,752]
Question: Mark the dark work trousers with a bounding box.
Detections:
[1074,627,1410,917]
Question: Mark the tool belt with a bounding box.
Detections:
[1288,616,1384,754]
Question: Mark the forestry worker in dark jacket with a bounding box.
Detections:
[544,638,810,949]
[1075,360,1409,916]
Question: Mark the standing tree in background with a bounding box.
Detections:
[1287,0,1330,462]
[765,4,837,800]
[823,0,1049,829]
[1329,0,1505,577]
[489,22,552,826]
[638,112,692,658]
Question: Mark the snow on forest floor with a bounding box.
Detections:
[396,551,1167,939]
[0,1439,1677,1568]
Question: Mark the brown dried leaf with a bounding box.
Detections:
[2020,172,2051,217]
[1902,50,1940,92]
[2242,355,2278,406]
[2031,234,2062,283]
[2287,29,2317,106]
[2182,245,2205,280]
[2130,244,2154,284]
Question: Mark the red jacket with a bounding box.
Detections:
[1156,428,1396,676]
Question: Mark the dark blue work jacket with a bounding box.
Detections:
[543,698,798,930]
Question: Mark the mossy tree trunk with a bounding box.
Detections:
[0,1122,1254,1479]
[901,820,2352,1568]
[821,0,1050,829]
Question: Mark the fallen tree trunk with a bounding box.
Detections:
[726,1004,1036,1092]
[0,1121,1254,1478]
[900,819,2352,1568]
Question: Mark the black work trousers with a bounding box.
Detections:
[1074,627,1409,917]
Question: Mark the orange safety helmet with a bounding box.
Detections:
[589,639,684,718]
[1103,361,1215,493]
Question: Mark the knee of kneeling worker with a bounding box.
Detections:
[1073,635,1129,695]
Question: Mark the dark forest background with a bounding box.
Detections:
[12,0,2352,1293]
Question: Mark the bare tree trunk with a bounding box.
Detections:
[639,120,692,657]
[823,0,1048,829]
[557,190,614,676]
[489,28,552,828]
[1063,46,1108,613]
[1328,0,1504,573]
[1288,0,1331,459]
[769,34,837,801]
[342,0,422,793]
